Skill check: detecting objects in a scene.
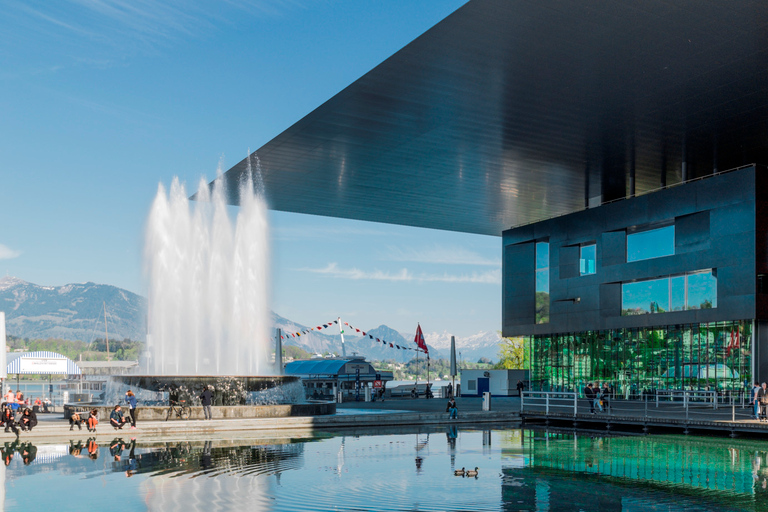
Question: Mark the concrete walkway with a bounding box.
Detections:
[8,396,521,444]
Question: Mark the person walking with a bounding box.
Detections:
[516,380,525,397]
[584,383,595,414]
[759,383,768,422]
[593,386,604,413]
[200,385,213,420]
[752,382,761,420]
[125,390,138,429]
[446,397,458,419]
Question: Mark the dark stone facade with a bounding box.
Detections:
[502,166,764,338]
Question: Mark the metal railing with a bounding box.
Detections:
[521,391,760,423]
[521,391,579,415]
[655,389,718,409]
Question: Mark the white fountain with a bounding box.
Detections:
[106,155,319,411]
[144,156,270,376]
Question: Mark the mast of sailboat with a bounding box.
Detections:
[103,301,110,362]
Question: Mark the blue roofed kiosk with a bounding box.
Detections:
[285,356,393,402]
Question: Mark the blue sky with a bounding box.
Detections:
[0,0,502,338]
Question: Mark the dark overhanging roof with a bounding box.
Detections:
[210,0,768,236]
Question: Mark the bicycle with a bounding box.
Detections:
[165,399,191,421]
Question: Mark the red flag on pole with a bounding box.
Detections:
[414,324,428,354]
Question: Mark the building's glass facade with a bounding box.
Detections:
[529,320,751,397]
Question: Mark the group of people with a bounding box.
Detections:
[66,389,139,433]
[583,383,612,414]
[752,382,768,421]
[1,387,43,436]
[1,404,37,434]
[69,408,100,431]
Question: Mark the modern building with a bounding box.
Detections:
[504,166,763,395]
[210,1,768,393]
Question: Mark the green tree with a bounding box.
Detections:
[535,292,550,323]
[494,336,527,369]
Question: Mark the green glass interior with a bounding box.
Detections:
[529,320,751,395]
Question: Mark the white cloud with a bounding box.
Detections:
[385,244,500,266]
[299,263,500,284]
[0,245,21,260]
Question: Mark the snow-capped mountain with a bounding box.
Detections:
[0,276,503,363]
[423,329,503,362]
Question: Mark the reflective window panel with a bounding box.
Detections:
[627,225,675,262]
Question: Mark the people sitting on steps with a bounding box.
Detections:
[70,411,85,431]
[1,404,18,436]
[19,408,37,432]
[110,405,129,430]
[87,409,99,432]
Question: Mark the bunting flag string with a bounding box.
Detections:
[278,318,427,354]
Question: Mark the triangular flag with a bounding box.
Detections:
[414,324,428,354]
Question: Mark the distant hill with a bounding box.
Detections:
[0,276,502,363]
[0,276,147,342]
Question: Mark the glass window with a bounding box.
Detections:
[535,242,549,324]
[580,244,596,275]
[622,277,670,315]
[627,225,675,262]
[622,269,717,315]
[687,270,717,310]
[670,275,686,311]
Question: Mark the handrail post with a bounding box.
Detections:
[546,393,550,415]
[573,392,577,417]
[656,392,659,408]
[520,392,525,413]
[732,402,736,422]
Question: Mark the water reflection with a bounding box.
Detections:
[4,428,768,511]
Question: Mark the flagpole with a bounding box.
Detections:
[338,317,346,358]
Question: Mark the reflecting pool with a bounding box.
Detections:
[3,428,768,511]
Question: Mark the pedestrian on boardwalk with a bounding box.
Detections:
[593,386,604,413]
[446,397,458,419]
[200,385,213,420]
[125,390,138,429]
[584,383,595,414]
[752,382,761,420]
[516,380,525,397]
[759,383,768,422]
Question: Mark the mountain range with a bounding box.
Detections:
[0,276,503,362]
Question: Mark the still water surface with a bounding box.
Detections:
[4,427,768,511]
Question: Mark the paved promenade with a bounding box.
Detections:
[5,396,522,444]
